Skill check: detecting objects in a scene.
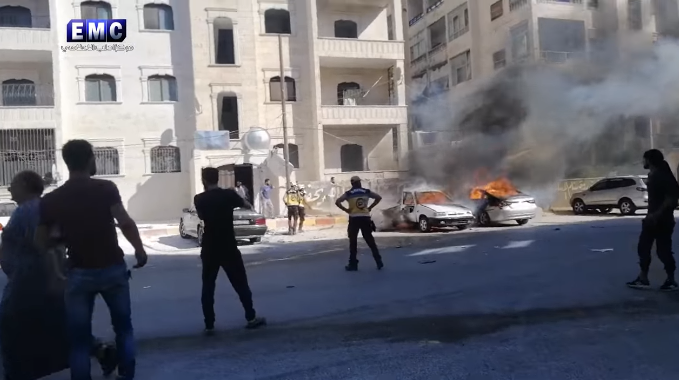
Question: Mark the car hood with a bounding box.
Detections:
[421,204,473,214]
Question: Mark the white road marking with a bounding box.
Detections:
[499,240,535,249]
[407,245,475,257]
[590,248,614,252]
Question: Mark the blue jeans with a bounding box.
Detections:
[65,264,135,380]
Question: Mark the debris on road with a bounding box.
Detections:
[591,248,614,252]
[418,260,436,264]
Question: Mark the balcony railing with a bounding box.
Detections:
[316,38,404,60]
[536,0,583,4]
[509,0,529,11]
[320,104,407,125]
[409,13,424,27]
[426,0,444,13]
[0,16,51,29]
[540,50,587,63]
[449,26,469,41]
[1,84,54,107]
[0,128,56,186]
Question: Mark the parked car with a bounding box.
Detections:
[474,191,538,226]
[569,175,648,216]
[382,187,475,232]
[179,206,268,245]
[0,200,17,232]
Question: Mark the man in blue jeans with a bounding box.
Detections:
[36,139,147,380]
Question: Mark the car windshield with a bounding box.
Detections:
[415,191,452,205]
[0,202,17,217]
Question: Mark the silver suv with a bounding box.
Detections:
[570,175,648,215]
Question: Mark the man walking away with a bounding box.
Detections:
[297,184,307,233]
[283,185,300,235]
[260,179,274,218]
[194,167,266,335]
[36,139,147,380]
[335,176,383,271]
[627,149,679,291]
[235,181,249,202]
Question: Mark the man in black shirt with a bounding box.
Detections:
[193,167,266,334]
[627,149,679,291]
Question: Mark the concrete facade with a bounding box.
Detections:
[0,0,408,221]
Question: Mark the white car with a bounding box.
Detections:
[569,175,648,215]
[0,200,17,232]
[382,188,475,232]
[475,192,538,226]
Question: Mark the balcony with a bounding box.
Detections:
[320,105,407,125]
[539,50,587,63]
[316,38,404,68]
[0,16,52,55]
[0,83,55,128]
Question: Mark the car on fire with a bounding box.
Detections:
[470,178,538,226]
[381,188,475,232]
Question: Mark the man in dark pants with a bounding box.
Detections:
[194,167,266,334]
[627,149,679,291]
[335,176,384,271]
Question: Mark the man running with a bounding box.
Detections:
[283,184,300,235]
[194,167,266,334]
[36,139,146,380]
[627,149,679,291]
[335,176,383,271]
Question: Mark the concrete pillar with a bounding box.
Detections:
[397,123,409,170]
[395,59,407,106]
[392,0,404,40]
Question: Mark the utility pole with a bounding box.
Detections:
[278,33,291,190]
[649,117,655,149]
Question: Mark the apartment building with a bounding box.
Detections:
[0,0,408,221]
[406,0,677,146]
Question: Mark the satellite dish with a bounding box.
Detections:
[242,127,271,151]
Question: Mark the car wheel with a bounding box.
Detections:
[179,220,190,239]
[619,198,637,215]
[517,219,529,225]
[197,226,204,247]
[250,237,261,244]
[418,216,431,232]
[572,199,586,215]
[478,211,491,226]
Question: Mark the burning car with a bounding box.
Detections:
[470,178,538,226]
[381,187,475,232]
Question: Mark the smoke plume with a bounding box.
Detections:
[409,35,679,205]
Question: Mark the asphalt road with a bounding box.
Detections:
[38,215,679,379]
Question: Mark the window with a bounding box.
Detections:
[264,9,291,34]
[511,22,530,61]
[334,20,357,38]
[150,146,180,173]
[589,180,608,191]
[403,192,415,205]
[148,75,177,102]
[448,4,469,41]
[214,17,235,64]
[340,144,364,172]
[620,178,637,187]
[80,1,112,19]
[0,129,55,186]
[628,0,642,30]
[143,4,174,30]
[269,76,296,102]
[428,17,446,50]
[337,82,361,105]
[493,49,506,69]
[0,6,32,27]
[490,0,503,21]
[387,15,394,40]
[509,0,529,11]
[84,74,116,102]
[93,147,120,176]
[273,143,299,168]
[450,50,471,86]
[410,30,427,60]
[2,79,36,106]
[217,93,239,138]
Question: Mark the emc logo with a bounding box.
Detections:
[66,19,127,42]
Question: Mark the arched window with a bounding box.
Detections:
[85,74,116,102]
[0,6,32,27]
[334,20,358,38]
[80,1,112,19]
[264,9,291,34]
[337,82,361,105]
[269,76,296,102]
[148,75,177,101]
[143,4,174,30]
[150,146,180,173]
[2,79,36,106]
[214,17,235,64]
[273,143,299,168]
[93,146,120,176]
[340,144,363,172]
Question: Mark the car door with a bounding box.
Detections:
[583,179,610,205]
[401,192,417,223]
[597,178,626,205]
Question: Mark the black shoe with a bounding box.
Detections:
[376,259,384,270]
[96,343,117,377]
[626,277,650,289]
[204,326,215,336]
[245,317,267,329]
[660,279,679,292]
[345,262,358,271]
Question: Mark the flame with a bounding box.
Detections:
[470,177,519,200]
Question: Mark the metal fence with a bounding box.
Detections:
[509,0,529,11]
[0,15,51,29]
[150,146,181,173]
[0,129,56,186]
[1,83,55,106]
[93,147,120,176]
